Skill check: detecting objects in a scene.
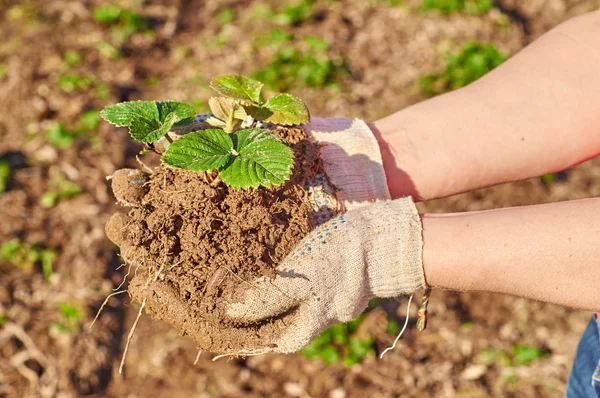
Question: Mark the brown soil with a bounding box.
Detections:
[106,126,324,353]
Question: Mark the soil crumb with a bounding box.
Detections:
[112,127,325,353]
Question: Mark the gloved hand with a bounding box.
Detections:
[106,113,427,354]
[226,198,427,355]
[220,117,428,355]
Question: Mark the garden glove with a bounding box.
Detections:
[107,114,427,355]
[225,197,426,355]
[221,116,428,355]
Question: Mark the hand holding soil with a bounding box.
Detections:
[103,77,419,355]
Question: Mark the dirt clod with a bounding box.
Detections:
[110,169,150,206]
[118,127,324,352]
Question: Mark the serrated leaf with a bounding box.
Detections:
[100,101,159,127]
[220,128,293,189]
[210,75,263,104]
[101,100,195,143]
[156,101,196,127]
[263,93,310,125]
[129,116,169,143]
[162,129,234,171]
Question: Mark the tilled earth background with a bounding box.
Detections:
[1,1,600,397]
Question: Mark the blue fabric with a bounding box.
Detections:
[567,316,600,397]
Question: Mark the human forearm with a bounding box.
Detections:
[422,197,600,311]
[372,10,600,200]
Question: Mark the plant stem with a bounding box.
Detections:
[164,134,173,144]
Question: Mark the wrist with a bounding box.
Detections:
[420,212,480,292]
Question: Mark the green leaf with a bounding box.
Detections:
[40,192,59,208]
[263,93,310,125]
[156,101,195,127]
[210,75,263,104]
[100,101,195,143]
[129,116,168,143]
[0,160,11,194]
[46,123,74,148]
[94,5,122,24]
[320,345,341,364]
[220,128,294,189]
[59,302,85,322]
[162,129,234,171]
[77,109,100,131]
[512,344,546,367]
[244,105,273,121]
[100,101,159,127]
[40,249,56,281]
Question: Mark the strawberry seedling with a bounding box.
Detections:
[101,74,310,189]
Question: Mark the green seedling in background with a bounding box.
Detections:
[46,123,74,148]
[0,160,11,193]
[217,8,235,25]
[253,36,348,91]
[512,344,548,366]
[252,29,294,49]
[1,239,56,280]
[481,344,548,367]
[50,302,85,336]
[101,75,309,189]
[0,313,5,327]
[40,177,81,208]
[46,110,100,148]
[419,42,506,95]
[302,314,375,367]
[64,50,82,67]
[96,41,121,60]
[57,73,94,93]
[421,0,494,15]
[271,0,314,26]
[93,5,149,45]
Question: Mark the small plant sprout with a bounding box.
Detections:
[100,75,310,189]
[49,302,85,336]
[1,239,56,280]
[0,159,11,193]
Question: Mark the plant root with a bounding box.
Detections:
[89,290,127,330]
[119,298,146,374]
[380,295,413,359]
[193,349,202,365]
[119,263,166,373]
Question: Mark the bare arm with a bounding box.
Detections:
[422,197,600,311]
[371,10,600,201]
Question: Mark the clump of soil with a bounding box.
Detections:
[106,126,328,353]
